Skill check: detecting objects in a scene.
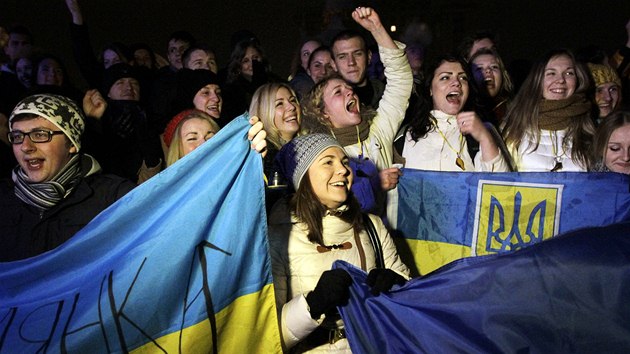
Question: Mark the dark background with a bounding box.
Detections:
[1,0,628,89]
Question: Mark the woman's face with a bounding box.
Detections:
[193,84,222,119]
[179,118,218,156]
[241,46,261,79]
[430,60,469,115]
[322,78,361,129]
[307,51,335,84]
[273,87,301,141]
[103,49,122,69]
[604,124,630,174]
[37,58,64,86]
[471,54,503,98]
[300,40,320,71]
[15,57,32,88]
[307,146,353,209]
[542,55,577,100]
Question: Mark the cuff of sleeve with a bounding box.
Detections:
[282,294,322,348]
[477,148,502,171]
[380,41,407,56]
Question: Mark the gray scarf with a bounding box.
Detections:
[12,154,83,210]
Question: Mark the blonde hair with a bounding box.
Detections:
[593,111,630,168]
[301,75,376,133]
[165,111,220,167]
[249,82,305,150]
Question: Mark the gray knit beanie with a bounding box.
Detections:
[275,134,344,189]
[10,94,85,151]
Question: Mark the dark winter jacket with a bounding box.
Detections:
[0,156,135,261]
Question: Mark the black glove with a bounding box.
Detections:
[306,269,352,319]
[366,268,406,296]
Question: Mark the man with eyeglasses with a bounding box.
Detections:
[0,93,134,261]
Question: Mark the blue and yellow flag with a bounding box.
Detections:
[337,222,630,353]
[396,170,630,275]
[0,114,282,353]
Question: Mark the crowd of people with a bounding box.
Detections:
[1,3,630,352]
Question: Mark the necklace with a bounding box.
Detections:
[549,131,565,172]
[433,117,466,171]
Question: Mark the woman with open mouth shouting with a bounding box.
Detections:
[469,47,515,127]
[396,54,510,173]
[301,7,412,215]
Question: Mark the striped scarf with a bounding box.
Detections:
[12,154,83,210]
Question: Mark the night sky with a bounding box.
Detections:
[1,0,628,89]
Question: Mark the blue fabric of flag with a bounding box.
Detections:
[0,114,280,352]
[337,221,630,353]
[397,170,630,249]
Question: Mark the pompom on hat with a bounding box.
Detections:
[274,133,344,189]
[587,63,621,88]
[9,94,85,151]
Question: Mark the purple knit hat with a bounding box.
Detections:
[275,134,344,189]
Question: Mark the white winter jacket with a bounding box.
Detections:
[267,200,410,353]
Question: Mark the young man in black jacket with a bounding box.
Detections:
[0,93,135,261]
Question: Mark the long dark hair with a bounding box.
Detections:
[226,39,267,84]
[290,173,363,247]
[289,38,322,79]
[407,54,475,142]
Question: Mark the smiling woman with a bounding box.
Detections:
[592,110,630,174]
[502,48,595,172]
[267,133,410,352]
[249,82,306,195]
[164,109,220,167]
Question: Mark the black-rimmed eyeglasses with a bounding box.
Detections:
[8,130,65,144]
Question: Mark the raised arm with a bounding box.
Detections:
[64,0,103,88]
[359,7,413,170]
[65,0,84,25]
[351,7,396,50]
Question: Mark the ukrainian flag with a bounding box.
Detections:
[396,170,630,275]
[0,114,282,353]
[337,222,630,353]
